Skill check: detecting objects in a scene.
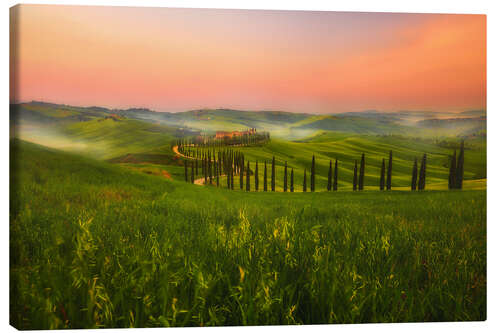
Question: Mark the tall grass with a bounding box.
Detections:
[10,140,486,329]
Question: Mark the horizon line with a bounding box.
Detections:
[11,99,486,116]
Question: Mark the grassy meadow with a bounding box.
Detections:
[9,102,487,329]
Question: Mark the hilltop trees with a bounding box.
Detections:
[379,159,385,190]
[264,161,268,192]
[271,156,276,192]
[311,155,316,192]
[418,154,427,190]
[411,157,418,191]
[284,161,288,192]
[353,160,358,191]
[359,153,365,191]
[327,160,332,191]
[386,150,393,190]
[333,159,338,191]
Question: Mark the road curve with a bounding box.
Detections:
[172,145,225,186]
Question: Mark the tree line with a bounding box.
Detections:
[183,141,466,192]
[175,131,270,150]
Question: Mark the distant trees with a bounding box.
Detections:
[379,159,385,190]
[284,161,288,192]
[327,160,332,191]
[418,154,427,191]
[353,160,358,191]
[411,158,418,191]
[271,156,276,192]
[255,161,259,191]
[333,159,338,191]
[264,161,268,192]
[183,145,461,194]
[303,169,307,192]
[386,150,393,190]
[311,155,316,192]
[359,153,365,191]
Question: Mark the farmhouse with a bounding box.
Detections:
[215,128,256,139]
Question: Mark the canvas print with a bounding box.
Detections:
[9,4,486,329]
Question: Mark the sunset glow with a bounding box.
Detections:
[10,5,486,113]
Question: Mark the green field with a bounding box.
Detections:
[10,102,487,329]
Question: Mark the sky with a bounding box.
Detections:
[10,5,486,113]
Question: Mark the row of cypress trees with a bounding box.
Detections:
[184,144,464,192]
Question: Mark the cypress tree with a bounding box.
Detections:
[386,150,393,190]
[240,159,244,190]
[271,156,276,192]
[311,155,315,192]
[231,165,234,190]
[448,150,457,189]
[264,161,268,192]
[195,158,198,176]
[353,160,358,191]
[411,157,418,191]
[184,160,188,182]
[303,169,307,192]
[284,161,288,192]
[204,157,207,185]
[327,160,332,191]
[418,154,427,190]
[208,159,212,184]
[456,141,465,189]
[216,163,219,187]
[290,168,294,192]
[227,161,231,189]
[359,153,365,191]
[333,159,338,191]
[255,161,259,191]
[246,161,250,191]
[191,161,194,184]
[380,158,385,190]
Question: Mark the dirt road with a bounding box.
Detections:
[173,145,225,186]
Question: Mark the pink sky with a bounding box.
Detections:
[10,5,486,113]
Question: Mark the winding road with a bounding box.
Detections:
[173,145,225,186]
